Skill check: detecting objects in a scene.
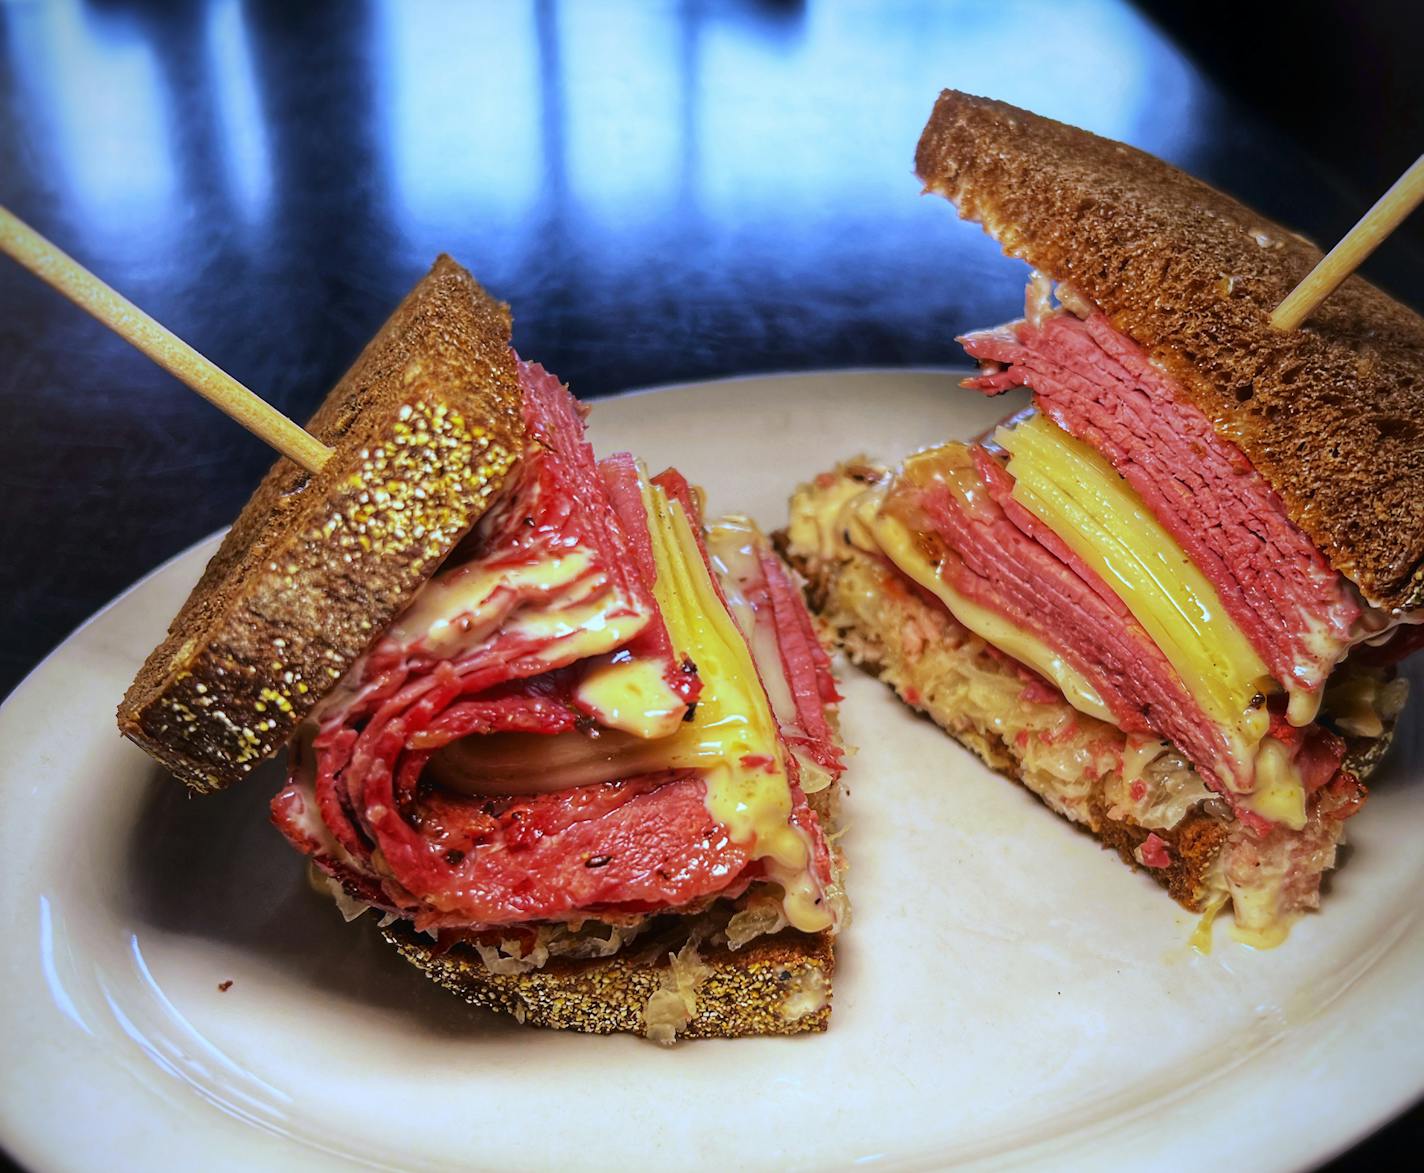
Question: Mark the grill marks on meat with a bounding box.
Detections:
[961,312,1359,695]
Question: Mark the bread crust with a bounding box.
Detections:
[915,90,1424,609]
[119,257,526,792]
[382,922,834,1039]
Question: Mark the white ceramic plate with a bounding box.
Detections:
[2,371,1421,1173]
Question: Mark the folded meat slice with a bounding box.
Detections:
[272,359,838,933]
[702,510,844,780]
[962,310,1359,722]
[864,440,1344,829]
[877,443,1242,783]
[342,361,693,729]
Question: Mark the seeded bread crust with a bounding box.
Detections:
[915,90,1424,609]
[119,256,526,792]
[383,923,835,1039]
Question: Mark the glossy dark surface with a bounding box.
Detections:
[1,1,1420,1168]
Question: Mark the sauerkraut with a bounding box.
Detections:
[785,467,1364,942]
[643,940,712,1046]
[780,967,829,1023]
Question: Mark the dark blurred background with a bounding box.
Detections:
[1,1,1421,1166]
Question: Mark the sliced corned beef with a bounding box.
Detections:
[962,310,1359,709]
[876,442,1351,825]
[271,362,835,930]
[883,443,1252,792]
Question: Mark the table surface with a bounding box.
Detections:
[1,1,1420,1169]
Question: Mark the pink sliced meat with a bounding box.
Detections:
[596,451,701,706]
[971,445,1127,617]
[886,446,1252,793]
[599,452,662,592]
[1266,712,1345,797]
[517,360,655,615]
[961,311,1359,697]
[756,545,844,771]
[882,441,1354,826]
[271,360,834,929]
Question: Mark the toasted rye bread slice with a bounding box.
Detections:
[915,90,1424,610]
[382,922,835,1040]
[119,257,526,792]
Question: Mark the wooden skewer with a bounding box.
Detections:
[1270,154,1424,331]
[0,205,332,472]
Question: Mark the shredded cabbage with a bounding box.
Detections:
[794,751,835,794]
[643,940,712,1046]
[308,864,373,923]
[780,967,829,1023]
[1323,666,1411,738]
[725,893,790,951]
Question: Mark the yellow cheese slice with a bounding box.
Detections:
[641,478,831,933]
[428,470,832,933]
[996,414,1276,790]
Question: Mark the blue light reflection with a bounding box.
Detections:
[205,0,271,226]
[4,0,177,254]
[1,0,1219,393]
[377,0,543,232]
[37,894,94,1037]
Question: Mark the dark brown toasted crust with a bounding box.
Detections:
[119,257,526,792]
[915,90,1424,608]
[381,923,834,1039]
[1342,724,1398,779]
[1092,798,1231,912]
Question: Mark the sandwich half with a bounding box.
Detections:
[121,256,847,1040]
[783,92,1422,947]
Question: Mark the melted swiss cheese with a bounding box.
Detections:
[996,415,1278,794]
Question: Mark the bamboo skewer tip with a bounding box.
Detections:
[0,205,332,473]
[1270,154,1424,332]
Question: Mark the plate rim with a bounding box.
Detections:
[2,368,1421,1173]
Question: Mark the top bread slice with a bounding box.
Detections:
[915,90,1424,610]
[119,256,527,793]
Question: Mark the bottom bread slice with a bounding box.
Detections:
[373,782,845,1042]
[382,921,834,1040]
[781,492,1393,941]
